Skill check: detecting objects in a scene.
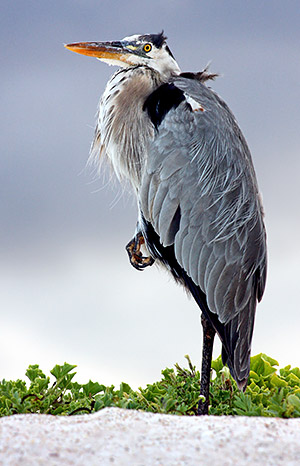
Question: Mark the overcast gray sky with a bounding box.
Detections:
[1,1,300,387]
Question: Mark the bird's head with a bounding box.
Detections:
[65,32,181,80]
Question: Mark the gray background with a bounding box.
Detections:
[1,0,299,386]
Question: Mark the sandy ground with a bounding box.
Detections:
[0,408,300,465]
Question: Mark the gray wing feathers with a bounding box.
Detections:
[152,183,169,229]
[188,227,205,284]
[140,77,267,329]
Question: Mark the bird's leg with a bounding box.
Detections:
[198,313,216,415]
[126,231,155,271]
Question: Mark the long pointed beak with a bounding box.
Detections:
[64,41,126,60]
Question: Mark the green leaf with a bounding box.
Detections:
[50,363,77,380]
[120,382,132,394]
[260,354,279,367]
[287,394,300,411]
[270,374,288,388]
[25,365,46,382]
[211,356,224,375]
[250,354,276,378]
[82,381,106,397]
[290,367,300,379]
[286,373,300,387]
[280,365,291,377]
[249,370,260,382]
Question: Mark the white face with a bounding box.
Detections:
[99,34,181,79]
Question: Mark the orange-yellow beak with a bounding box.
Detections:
[64,41,127,61]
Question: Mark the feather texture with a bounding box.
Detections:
[139,76,267,385]
[91,62,267,388]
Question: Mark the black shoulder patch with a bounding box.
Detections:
[143,83,185,130]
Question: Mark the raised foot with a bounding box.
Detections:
[126,232,155,271]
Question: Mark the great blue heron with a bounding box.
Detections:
[65,32,267,415]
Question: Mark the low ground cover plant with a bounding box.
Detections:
[1,354,299,417]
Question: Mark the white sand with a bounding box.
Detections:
[0,408,300,465]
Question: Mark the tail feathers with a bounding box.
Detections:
[184,271,256,390]
[221,299,256,390]
[222,346,250,391]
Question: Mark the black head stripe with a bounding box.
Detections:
[139,32,167,48]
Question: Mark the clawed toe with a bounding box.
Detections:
[126,232,155,271]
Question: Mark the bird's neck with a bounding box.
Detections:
[91,66,163,189]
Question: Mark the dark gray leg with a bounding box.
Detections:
[198,313,216,415]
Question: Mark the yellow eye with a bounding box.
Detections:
[143,43,152,53]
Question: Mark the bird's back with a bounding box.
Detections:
[139,75,267,388]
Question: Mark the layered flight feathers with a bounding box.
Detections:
[140,76,267,386]
[89,61,267,388]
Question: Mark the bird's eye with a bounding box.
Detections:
[143,43,152,53]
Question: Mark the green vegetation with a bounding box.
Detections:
[1,354,299,418]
